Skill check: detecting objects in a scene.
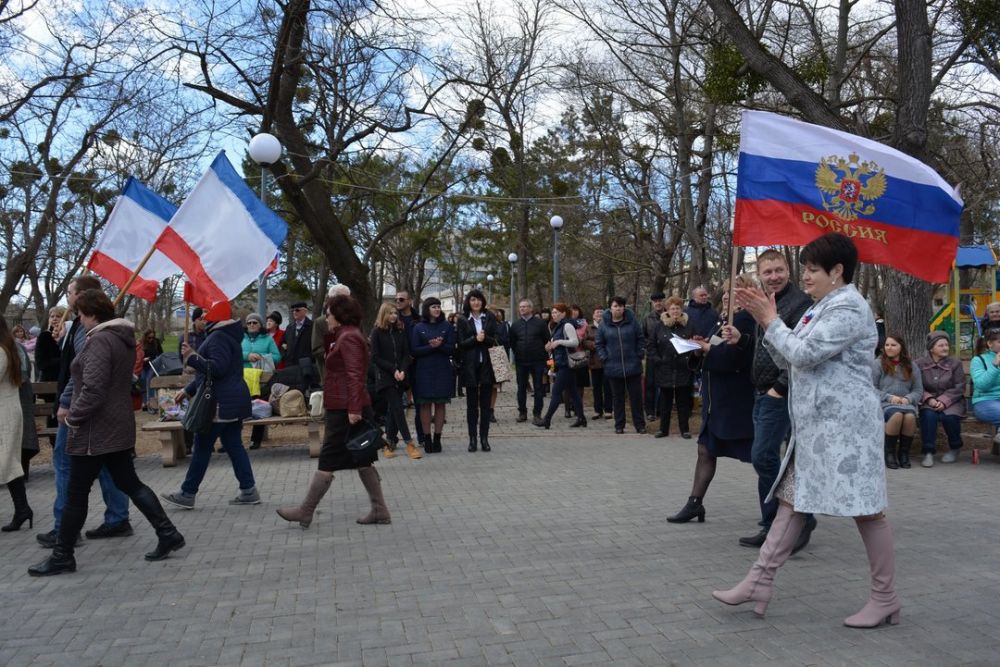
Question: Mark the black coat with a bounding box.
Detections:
[647,314,695,388]
[369,326,412,392]
[508,315,549,365]
[33,330,61,381]
[696,310,756,442]
[456,310,501,387]
[685,300,719,339]
[282,317,314,365]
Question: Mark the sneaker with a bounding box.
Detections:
[229,488,261,505]
[85,520,134,539]
[161,491,195,509]
[921,453,934,468]
[681,432,692,439]
[941,449,959,464]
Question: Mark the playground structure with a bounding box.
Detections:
[929,244,999,357]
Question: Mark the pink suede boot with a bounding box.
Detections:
[713,504,804,616]
[844,516,901,628]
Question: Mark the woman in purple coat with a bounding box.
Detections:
[410,298,455,453]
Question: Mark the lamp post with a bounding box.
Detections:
[507,252,518,312]
[550,215,563,303]
[248,132,282,317]
[486,274,494,304]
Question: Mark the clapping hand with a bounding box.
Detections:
[734,287,778,328]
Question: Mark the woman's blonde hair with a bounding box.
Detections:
[374,302,401,330]
[49,306,67,318]
[721,272,757,292]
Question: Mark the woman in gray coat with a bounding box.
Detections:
[717,233,900,629]
[28,290,185,576]
[873,335,923,469]
[915,331,965,467]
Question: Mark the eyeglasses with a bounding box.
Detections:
[394,297,407,302]
[247,321,260,326]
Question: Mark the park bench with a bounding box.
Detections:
[31,381,59,441]
[142,375,321,467]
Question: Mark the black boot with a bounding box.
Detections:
[2,477,33,531]
[28,540,76,576]
[422,434,433,453]
[432,433,442,453]
[884,434,900,469]
[897,435,912,469]
[131,487,186,561]
[666,497,706,524]
[535,414,552,429]
[569,416,587,428]
[468,437,478,452]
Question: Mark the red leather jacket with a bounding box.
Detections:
[323,325,371,412]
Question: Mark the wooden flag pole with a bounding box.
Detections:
[111,243,159,307]
[183,301,190,347]
[727,215,739,327]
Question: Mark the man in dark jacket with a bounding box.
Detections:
[685,286,719,338]
[737,250,816,552]
[508,299,549,425]
[596,297,646,434]
[642,292,666,420]
[178,307,207,356]
[38,275,131,549]
[282,301,316,389]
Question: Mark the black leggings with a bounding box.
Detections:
[59,450,146,546]
[465,383,492,439]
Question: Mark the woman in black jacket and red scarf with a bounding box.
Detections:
[456,289,501,452]
[370,302,421,460]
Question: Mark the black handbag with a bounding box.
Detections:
[182,361,216,434]
[345,418,385,461]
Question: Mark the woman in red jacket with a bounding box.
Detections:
[277,294,390,528]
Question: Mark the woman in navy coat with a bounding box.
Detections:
[667,277,756,524]
[410,297,455,453]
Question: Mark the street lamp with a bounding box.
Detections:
[507,252,518,312]
[550,215,563,303]
[486,274,494,304]
[248,132,282,317]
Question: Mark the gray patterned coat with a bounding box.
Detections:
[762,285,886,517]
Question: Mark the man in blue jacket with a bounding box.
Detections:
[596,297,646,434]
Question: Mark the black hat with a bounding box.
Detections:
[268,310,282,325]
[290,301,308,310]
[191,307,204,321]
[650,292,666,301]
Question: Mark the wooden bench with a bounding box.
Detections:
[143,372,320,466]
[142,416,321,467]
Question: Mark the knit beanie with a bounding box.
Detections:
[926,330,950,351]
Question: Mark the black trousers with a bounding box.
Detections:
[381,384,412,443]
[608,375,645,432]
[544,366,584,422]
[60,450,145,547]
[590,368,613,414]
[516,362,546,416]
[657,385,693,435]
[465,383,492,440]
[644,361,659,416]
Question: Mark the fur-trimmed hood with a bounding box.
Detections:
[660,312,689,328]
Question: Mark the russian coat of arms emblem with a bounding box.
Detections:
[815,153,886,221]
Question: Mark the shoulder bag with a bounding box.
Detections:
[182,360,216,434]
[488,345,513,383]
[346,418,386,462]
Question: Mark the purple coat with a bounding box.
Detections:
[915,355,966,417]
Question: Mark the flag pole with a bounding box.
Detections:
[111,243,159,307]
[727,215,738,327]
[183,301,190,348]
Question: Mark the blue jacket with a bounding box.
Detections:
[685,300,719,339]
[697,310,756,445]
[410,318,455,399]
[596,309,644,378]
[185,320,252,420]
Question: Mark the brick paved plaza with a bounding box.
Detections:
[2,394,999,667]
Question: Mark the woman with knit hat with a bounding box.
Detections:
[241,312,281,370]
[915,331,965,467]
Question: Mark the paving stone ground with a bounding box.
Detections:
[1,391,999,667]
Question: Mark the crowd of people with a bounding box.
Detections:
[1,233,999,634]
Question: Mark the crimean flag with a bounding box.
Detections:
[153,151,288,308]
[734,110,963,283]
[87,178,181,301]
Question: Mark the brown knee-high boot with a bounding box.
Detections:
[844,516,900,628]
[712,503,804,616]
[356,467,391,525]
[277,471,333,528]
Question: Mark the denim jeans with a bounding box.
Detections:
[751,391,790,529]
[516,362,547,416]
[52,422,130,530]
[543,366,584,422]
[141,365,156,402]
[972,399,1000,425]
[918,408,962,452]
[181,420,256,496]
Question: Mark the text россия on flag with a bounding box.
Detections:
[734,110,963,283]
[153,151,288,308]
[87,178,181,301]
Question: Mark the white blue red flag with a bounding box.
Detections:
[734,111,963,282]
[154,151,288,308]
[87,178,181,301]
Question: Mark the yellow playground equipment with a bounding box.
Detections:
[928,244,998,356]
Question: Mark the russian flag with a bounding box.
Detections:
[154,152,288,308]
[87,178,181,301]
[734,111,963,283]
